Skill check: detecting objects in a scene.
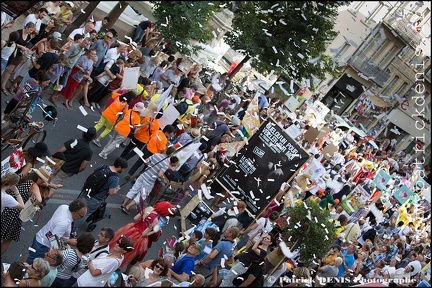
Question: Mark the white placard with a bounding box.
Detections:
[285,124,302,139]
[174,142,202,170]
[121,67,140,90]
[1,148,26,176]
[157,104,180,129]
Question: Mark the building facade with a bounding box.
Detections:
[317,1,431,163]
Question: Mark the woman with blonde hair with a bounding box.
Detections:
[21,258,50,287]
[1,169,47,255]
[1,173,24,213]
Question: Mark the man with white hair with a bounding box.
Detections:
[67,21,96,42]
[317,257,343,278]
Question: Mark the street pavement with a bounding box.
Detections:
[1,92,187,273]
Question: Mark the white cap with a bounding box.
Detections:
[52,31,62,40]
[65,1,75,8]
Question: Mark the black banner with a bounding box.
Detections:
[1,1,37,19]
[216,118,310,216]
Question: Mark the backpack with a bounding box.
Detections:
[82,166,116,197]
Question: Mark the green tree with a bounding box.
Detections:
[151,1,226,56]
[225,2,344,82]
[279,199,336,265]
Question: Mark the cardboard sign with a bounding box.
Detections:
[321,143,338,160]
[304,127,320,144]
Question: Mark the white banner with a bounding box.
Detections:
[1,148,26,176]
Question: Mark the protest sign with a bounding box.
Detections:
[216,118,309,216]
[340,185,371,215]
[1,148,26,177]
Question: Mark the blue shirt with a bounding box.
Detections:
[196,239,212,261]
[171,255,195,276]
[206,240,234,271]
[337,250,355,277]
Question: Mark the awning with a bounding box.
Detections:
[369,95,390,107]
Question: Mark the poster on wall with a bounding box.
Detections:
[216,118,309,216]
[1,2,38,19]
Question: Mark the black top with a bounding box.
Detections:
[237,246,267,266]
[28,51,58,78]
[15,29,33,57]
[61,138,93,174]
[139,20,152,30]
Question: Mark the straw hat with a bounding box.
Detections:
[190,128,201,138]
[33,167,51,183]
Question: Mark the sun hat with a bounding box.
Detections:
[132,102,145,114]
[323,174,331,181]
[190,128,201,138]
[33,167,51,183]
[28,142,51,157]
[231,117,241,126]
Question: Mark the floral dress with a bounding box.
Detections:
[1,180,34,242]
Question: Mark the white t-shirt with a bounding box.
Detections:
[23,14,42,32]
[104,47,120,63]
[35,204,72,247]
[94,20,103,33]
[248,217,274,241]
[1,192,19,213]
[68,27,90,41]
[76,255,123,287]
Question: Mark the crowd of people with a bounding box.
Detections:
[1,1,431,287]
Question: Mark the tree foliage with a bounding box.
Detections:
[224,1,344,82]
[151,1,226,56]
[280,199,336,265]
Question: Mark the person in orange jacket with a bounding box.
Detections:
[98,102,145,160]
[92,90,137,147]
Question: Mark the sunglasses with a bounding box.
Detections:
[106,35,112,39]
[154,264,164,270]
[31,264,39,273]
[117,240,127,250]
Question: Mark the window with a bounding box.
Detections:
[394,82,408,97]
[333,42,350,60]
[365,2,382,21]
[379,46,398,67]
[382,76,399,95]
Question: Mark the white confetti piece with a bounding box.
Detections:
[77,125,87,132]
[36,157,45,163]
[272,46,278,53]
[70,139,78,148]
[200,183,213,200]
[249,191,255,199]
[233,207,239,214]
[46,156,56,165]
[79,105,88,116]
[28,247,36,253]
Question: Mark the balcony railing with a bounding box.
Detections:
[347,52,391,87]
[383,16,422,48]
